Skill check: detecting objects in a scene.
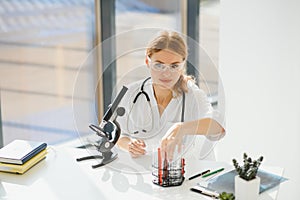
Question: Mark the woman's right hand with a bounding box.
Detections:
[128,139,146,158]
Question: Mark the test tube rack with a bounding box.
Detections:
[152,148,185,187]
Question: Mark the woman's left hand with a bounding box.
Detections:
[160,123,184,161]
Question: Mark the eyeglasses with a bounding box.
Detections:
[147,56,185,73]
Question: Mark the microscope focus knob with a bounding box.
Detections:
[116,107,125,117]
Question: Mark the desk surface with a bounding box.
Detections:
[0,140,282,200]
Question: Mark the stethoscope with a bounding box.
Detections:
[127,77,185,136]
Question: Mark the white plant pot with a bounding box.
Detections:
[235,175,260,200]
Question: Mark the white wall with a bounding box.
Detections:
[218,0,300,199]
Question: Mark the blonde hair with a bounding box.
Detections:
[146,31,194,96]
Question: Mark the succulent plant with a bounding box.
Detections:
[232,153,263,181]
[219,192,235,200]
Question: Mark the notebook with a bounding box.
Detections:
[0,149,47,174]
[197,169,288,194]
[0,140,47,164]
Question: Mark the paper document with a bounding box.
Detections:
[197,169,288,194]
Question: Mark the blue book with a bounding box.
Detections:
[0,140,47,165]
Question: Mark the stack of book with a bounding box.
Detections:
[0,139,47,174]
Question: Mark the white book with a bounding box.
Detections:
[0,140,47,165]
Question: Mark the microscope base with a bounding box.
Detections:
[76,151,118,168]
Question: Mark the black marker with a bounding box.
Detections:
[188,169,210,180]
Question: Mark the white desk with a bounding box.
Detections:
[0,141,282,200]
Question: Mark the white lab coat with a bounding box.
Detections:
[117,78,225,160]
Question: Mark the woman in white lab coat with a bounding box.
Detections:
[117,30,225,160]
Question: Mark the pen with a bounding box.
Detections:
[190,186,219,199]
[202,167,224,178]
[188,169,210,180]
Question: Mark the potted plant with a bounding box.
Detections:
[219,192,235,200]
[232,153,263,200]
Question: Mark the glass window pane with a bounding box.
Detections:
[115,0,182,88]
[0,0,95,145]
[199,0,220,105]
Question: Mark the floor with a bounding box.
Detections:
[0,0,220,146]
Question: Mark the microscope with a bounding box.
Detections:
[76,86,128,168]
